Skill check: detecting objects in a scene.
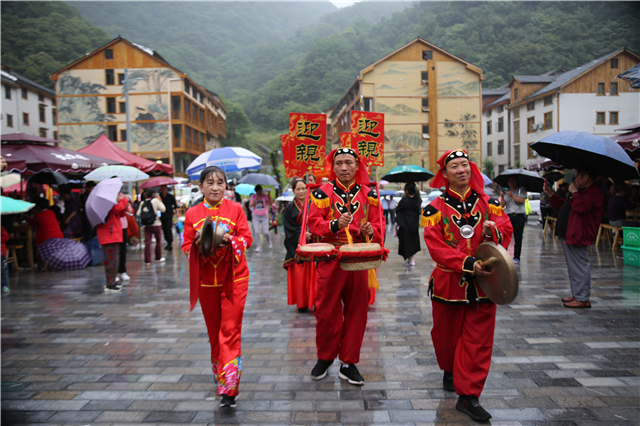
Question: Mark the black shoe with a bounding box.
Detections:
[456,395,491,422]
[311,359,333,380]
[443,371,455,392]
[165,244,173,251]
[220,394,236,408]
[297,307,309,313]
[104,284,122,292]
[338,363,365,386]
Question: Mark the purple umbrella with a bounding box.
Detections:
[85,177,123,227]
[38,238,91,270]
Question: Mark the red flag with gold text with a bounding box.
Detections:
[288,113,328,175]
[350,111,384,167]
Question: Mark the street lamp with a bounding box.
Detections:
[122,69,144,195]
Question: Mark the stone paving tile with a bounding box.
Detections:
[2,225,640,425]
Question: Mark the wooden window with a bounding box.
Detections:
[105,69,115,85]
[118,74,125,85]
[6,114,13,128]
[120,129,127,142]
[422,50,433,60]
[527,117,535,133]
[421,98,429,112]
[192,103,197,118]
[171,96,181,111]
[363,97,373,112]
[514,88,518,101]
[3,84,11,99]
[498,140,504,155]
[487,142,493,156]
[421,71,428,85]
[107,125,117,141]
[544,112,553,130]
[23,112,29,126]
[609,111,619,125]
[39,128,47,138]
[184,80,190,93]
[422,125,429,138]
[52,109,56,125]
[513,121,520,143]
[597,83,605,95]
[39,105,46,122]
[611,82,618,96]
[184,98,190,114]
[611,58,618,69]
[497,117,504,132]
[513,108,519,119]
[21,88,28,99]
[119,102,126,113]
[185,126,191,142]
[596,112,605,124]
[104,49,113,60]
[527,101,535,111]
[173,125,182,147]
[487,121,492,135]
[497,105,504,113]
[200,108,204,123]
[38,93,45,102]
[527,143,536,159]
[486,108,492,117]
[544,95,553,106]
[514,145,520,162]
[53,131,58,140]
[106,97,116,114]
[498,165,506,173]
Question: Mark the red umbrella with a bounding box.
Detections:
[2,143,122,174]
[139,176,180,190]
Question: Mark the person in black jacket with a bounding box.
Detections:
[159,185,177,251]
[395,182,422,266]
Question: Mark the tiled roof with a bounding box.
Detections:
[0,69,55,97]
[513,75,556,84]
[482,88,509,96]
[484,92,510,109]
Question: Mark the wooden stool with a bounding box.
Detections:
[543,217,557,234]
[595,224,623,251]
[71,237,83,243]
[6,245,23,271]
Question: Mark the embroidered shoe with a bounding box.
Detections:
[338,363,365,386]
[456,395,491,422]
[220,394,236,408]
[311,359,334,380]
[443,371,455,392]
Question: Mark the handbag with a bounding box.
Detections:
[84,236,104,266]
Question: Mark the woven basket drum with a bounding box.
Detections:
[339,242,383,271]
[297,243,336,262]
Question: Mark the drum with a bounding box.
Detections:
[339,242,384,271]
[296,243,336,262]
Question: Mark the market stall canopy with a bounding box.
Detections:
[1,143,122,175]
[78,135,173,176]
[1,132,59,145]
[616,63,640,89]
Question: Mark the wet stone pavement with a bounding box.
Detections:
[2,219,639,426]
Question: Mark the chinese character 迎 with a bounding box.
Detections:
[356,119,380,138]
[296,120,321,141]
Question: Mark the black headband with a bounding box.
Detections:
[444,149,469,165]
[334,148,358,161]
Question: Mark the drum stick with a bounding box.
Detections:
[345,190,353,245]
[478,257,498,268]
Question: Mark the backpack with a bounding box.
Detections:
[140,199,156,226]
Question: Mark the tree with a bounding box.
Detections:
[269,150,282,195]
[224,101,251,148]
[483,158,496,179]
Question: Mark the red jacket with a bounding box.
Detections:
[96,198,128,245]
[29,209,64,246]
[549,184,604,246]
[1,226,8,256]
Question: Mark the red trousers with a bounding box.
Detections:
[286,261,317,309]
[199,277,248,396]
[315,258,369,364]
[431,301,496,398]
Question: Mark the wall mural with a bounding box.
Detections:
[378,128,431,175]
[436,62,480,97]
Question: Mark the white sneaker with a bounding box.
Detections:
[268,242,273,249]
[145,262,151,266]
[156,258,166,263]
[255,247,262,253]
[120,273,130,281]
[115,276,120,283]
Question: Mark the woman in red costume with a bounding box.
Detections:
[283,178,317,313]
[422,149,513,422]
[182,166,252,408]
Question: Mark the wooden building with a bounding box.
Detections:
[50,37,226,175]
[329,37,484,174]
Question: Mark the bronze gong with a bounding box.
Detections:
[474,242,519,305]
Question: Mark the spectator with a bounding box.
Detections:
[29,198,64,249]
[269,201,279,234]
[97,193,128,292]
[160,185,177,251]
[500,176,527,264]
[118,198,134,282]
[608,185,639,227]
[59,187,82,239]
[80,181,97,242]
[381,196,389,225]
[1,225,10,293]
[138,189,166,265]
[630,185,640,204]
[249,185,271,252]
[396,182,421,266]
[388,195,397,225]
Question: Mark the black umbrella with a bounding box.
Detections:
[542,171,565,183]
[493,169,544,193]
[238,173,279,187]
[27,171,70,186]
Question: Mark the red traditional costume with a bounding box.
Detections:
[422,149,513,398]
[307,149,383,364]
[283,198,317,309]
[182,199,252,397]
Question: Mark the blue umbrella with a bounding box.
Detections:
[238,173,279,187]
[235,183,256,196]
[480,172,493,186]
[0,196,35,215]
[379,189,396,196]
[186,147,262,180]
[531,131,639,180]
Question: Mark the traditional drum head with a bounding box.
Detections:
[339,242,381,252]
[200,216,214,257]
[339,242,383,271]
[300,243,335,252]
[297,243,336,262]
[474,242,519,305]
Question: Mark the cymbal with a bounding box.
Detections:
[200,216,214,257]
[474,242,519,305]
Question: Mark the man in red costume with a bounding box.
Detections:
[422,149,513,422]
[182,166,252,408]
[307,147,383,385]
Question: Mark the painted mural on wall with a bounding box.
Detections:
[369,62,429,97]
[377,128,431,175]
[436,62,480,97]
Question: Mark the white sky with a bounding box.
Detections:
[330,0,361,8]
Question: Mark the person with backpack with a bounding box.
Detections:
[137,189,166,266]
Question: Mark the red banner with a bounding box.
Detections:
[280,134,300,178]
[340,132,352,149]
[288,112,328,175]
[350,111,384,167]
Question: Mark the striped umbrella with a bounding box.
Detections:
[38,238,91,270]
[186,147,262,180]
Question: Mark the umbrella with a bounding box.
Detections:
[480,172,493,186]
[524,158,564,172]
[617,63,640,89]
[84,165,149,182]
[282,191,292,196]
[27,171,70,186]
[610,131,640,160]
[531,131,640,180]
[238,173,279,186]
[379,189,396,196]
[382,165,435,183]
[85,178,123,227]
[186,147,262,180]
[494,169,544,193]
[37,238,91,271]
[139,176,180,190]
[0,196,35,215]
[379,180,390,185]
[276,195,294,202]
[234,183,256,196]
[542,171,565,183]
[0,172,21,188]
[1,143,121,174]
